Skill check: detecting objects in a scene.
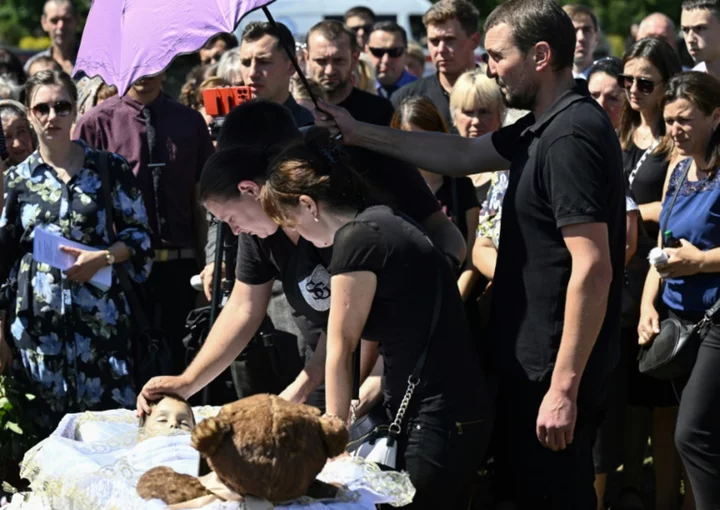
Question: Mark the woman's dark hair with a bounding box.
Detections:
[662,71,720,170]
[24,69,78,107]
[198,145,273,203]
[618,37,682,151]
[260,129,369,227]
[391,96,449,133]
[0,47,26,85]
[587,56,623,82]
[216,99,302,151]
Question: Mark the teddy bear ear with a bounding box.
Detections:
[192,417,233,457]
[318,415,350,458]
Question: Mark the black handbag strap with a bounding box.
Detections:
[97,151,152,335]
[659,160,692,248]
[351,261,443,399]
[410,269,443,384]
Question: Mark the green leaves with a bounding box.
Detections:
[450,0,681,54]
[4,421,23,435]
[0,0,91,47]
[0,376,38,480]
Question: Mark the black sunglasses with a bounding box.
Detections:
[31,100,73,119]
[368,47,405,58]
[617,74,659,95]
[349,24,373,34]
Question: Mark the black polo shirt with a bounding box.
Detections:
[392,73,452,128]
[489,84,625,401]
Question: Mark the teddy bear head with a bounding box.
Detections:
[191,394,348,502]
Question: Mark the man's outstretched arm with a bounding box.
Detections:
[314,101,510,177]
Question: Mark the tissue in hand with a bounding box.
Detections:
[648,247,669,266]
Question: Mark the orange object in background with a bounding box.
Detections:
[202,86,254,116]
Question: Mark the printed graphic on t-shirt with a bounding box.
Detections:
[299,264,331,312]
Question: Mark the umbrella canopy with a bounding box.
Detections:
[74,0,275,96]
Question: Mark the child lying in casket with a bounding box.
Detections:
[139,394,197,438]
[6,395,203,510]
[9,395,415,510]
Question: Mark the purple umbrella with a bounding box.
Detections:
[74,0,275,96]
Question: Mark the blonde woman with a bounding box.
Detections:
[448,69,507,282]
[353,54,378,95]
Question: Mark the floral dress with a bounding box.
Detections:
[0,142,153,434]
[477,170,509,247]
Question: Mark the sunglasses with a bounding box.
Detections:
[349,24,373,34]
[617,74,659,95]
[368,47,405,58]
[31,100,73,119]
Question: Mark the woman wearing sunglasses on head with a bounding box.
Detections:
[0,70,153,436]
[638,71,720,510]
[615,37,686,510]
[260,132,494,510]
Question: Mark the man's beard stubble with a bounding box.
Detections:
[496,77,537,111]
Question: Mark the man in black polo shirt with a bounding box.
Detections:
[391,0,480,127]
[315,0,625,506]
[304,20,395,126]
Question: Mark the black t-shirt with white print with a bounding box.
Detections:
[235,138,441,323]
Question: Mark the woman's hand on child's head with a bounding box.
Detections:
[137,375,193,417]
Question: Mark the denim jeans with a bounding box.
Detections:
[389,411,494,509]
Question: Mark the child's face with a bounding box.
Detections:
[144,398,195,434]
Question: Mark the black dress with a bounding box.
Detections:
[623,142,676,407]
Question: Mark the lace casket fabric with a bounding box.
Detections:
[7,408,415,509]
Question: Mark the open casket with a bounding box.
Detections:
[6,408,415,510]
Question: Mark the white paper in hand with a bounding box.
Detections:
[33,228,113,290]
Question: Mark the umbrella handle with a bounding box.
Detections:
[262,6,342,141]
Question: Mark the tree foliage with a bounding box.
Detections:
[0,0,91,47]
[1,0,684,50]
[469,0,682,39]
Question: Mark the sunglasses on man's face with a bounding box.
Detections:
[31,100,73,119]
[617,74,658,95]
[349,24,373,35]
[368,47,405,58]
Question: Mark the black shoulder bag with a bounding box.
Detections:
[97,152,173,391]
[346,269,443,469]
[638,161,720,380]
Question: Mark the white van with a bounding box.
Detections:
[237,0,433,43]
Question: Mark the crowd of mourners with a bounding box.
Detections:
[2,0,720,508]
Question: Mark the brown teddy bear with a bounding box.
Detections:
[137,394,348,506]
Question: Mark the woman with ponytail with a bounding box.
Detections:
[260,132,494,510]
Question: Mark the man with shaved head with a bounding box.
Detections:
[24,0,80,76]
[636,12,678,48]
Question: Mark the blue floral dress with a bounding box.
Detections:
[0,142,153,433]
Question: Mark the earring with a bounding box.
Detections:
[313,215,319,223]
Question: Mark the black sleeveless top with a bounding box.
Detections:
[623,142,669,240]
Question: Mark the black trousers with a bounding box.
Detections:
[494,376,602,510]
[391,411,493,509]
[672,309,720,509]
[145,258,199,374]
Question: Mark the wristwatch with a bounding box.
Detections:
[104,250,116,266]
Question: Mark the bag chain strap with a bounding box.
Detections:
[389,377,418,435]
